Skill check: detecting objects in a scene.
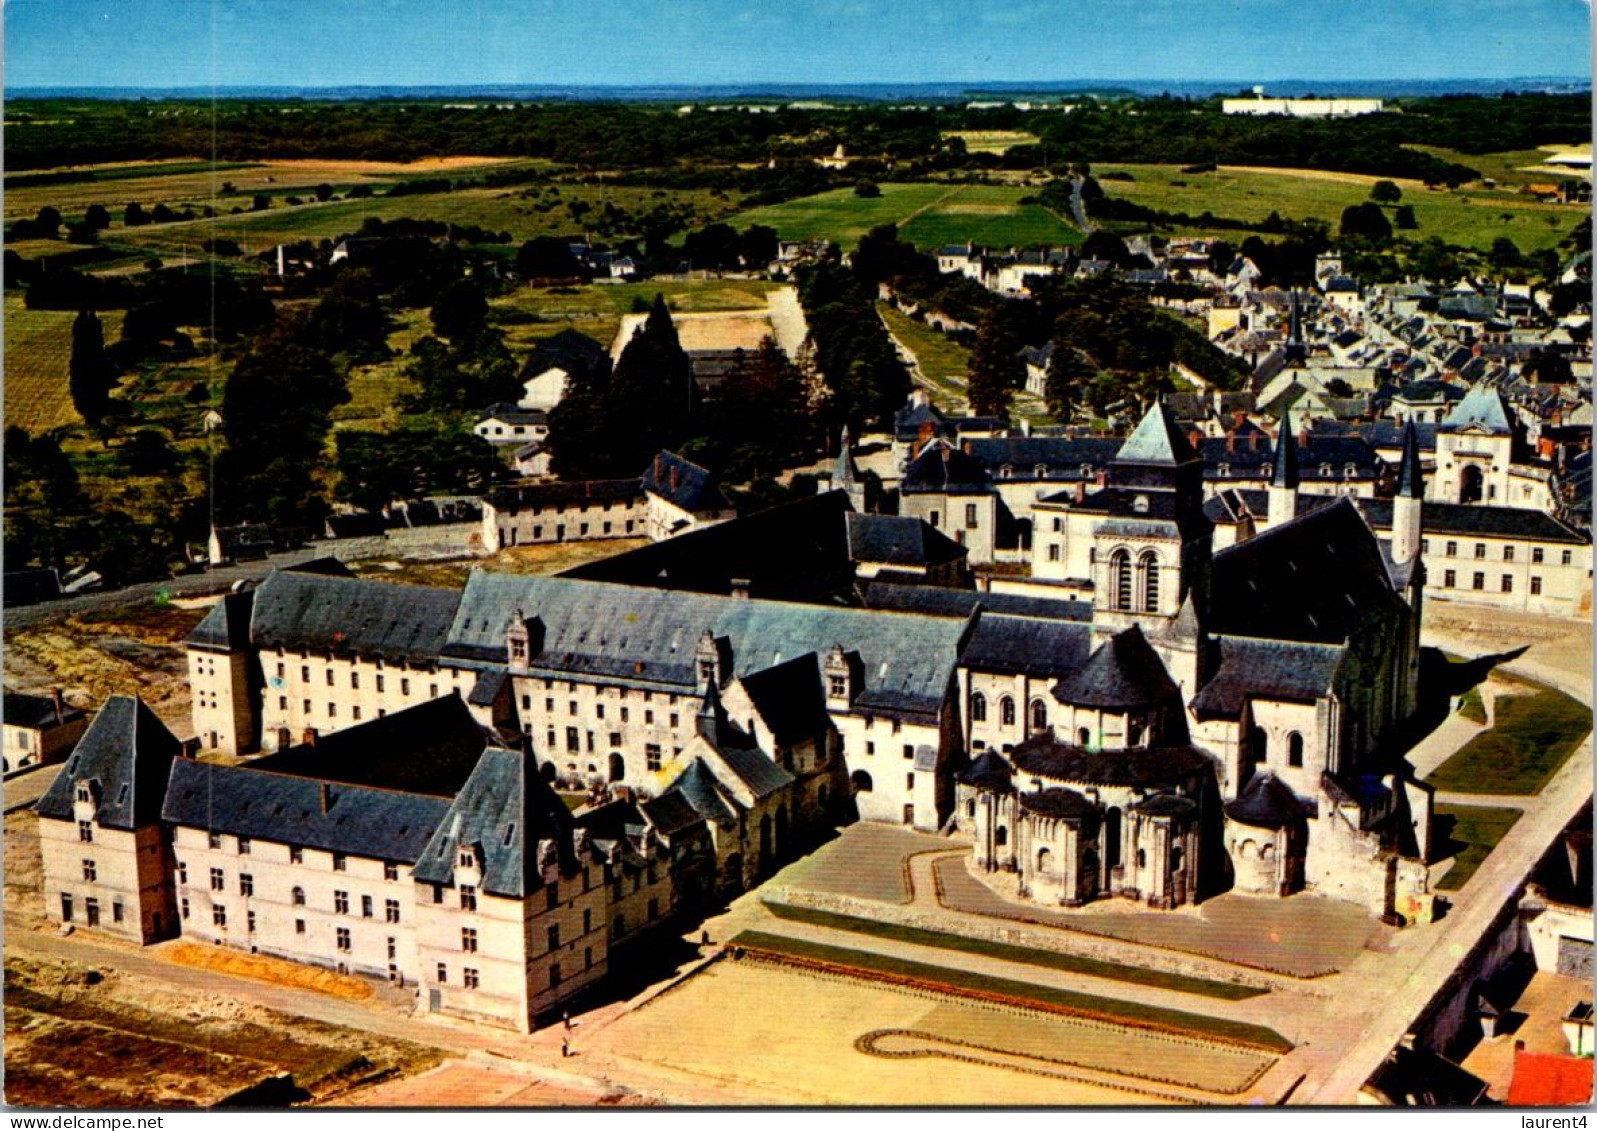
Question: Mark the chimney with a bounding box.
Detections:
[942,446,951,463]
[654,454,663,482]
[670,466,680,492]
[1300,425,1310,449]
[302,727,318,748]
[52,688,65,725]
[1226,430,1236,452]
[319,782,333,814]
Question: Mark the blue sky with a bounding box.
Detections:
[6,0,1591,88]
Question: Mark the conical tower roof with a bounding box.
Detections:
[1271,412,1300,489]
[1397,419,1425,498]
[1115,402,1197,466]
[834,426,861,490]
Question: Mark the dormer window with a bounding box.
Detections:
[458,848,475,868]
[510,638,527,662]
[1132,495,1149,514]
[1001,465,1014,479]
[828,673,847,699]
[75,783,90,804]
[1219,463,1231,477]
[1320,464,1332,477]
[1344,463,1357,478]
[1034,464,1048,479]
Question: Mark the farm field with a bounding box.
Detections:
[943,130,1041,154]
[489,278,782,358]
[4,293,124,432]
[1091,162,1584,252]
[1434,804,1524,892]
[3,156,535,222]
[1404,144,1586,189]
[589,957,1257,1104]
[731,182,1082,249]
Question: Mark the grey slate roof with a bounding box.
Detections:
[861,581,1092,623]
[246,570,462,664]
[442,574,964,722]
[664,758,739,827]
[1210,499,1404,645]
[962,436,1122,481]
[1224,772,1307,827]
[960,750,1014,790]
[244,696,490,798]
[1115,403,1198,466]
[1009,732,1215,787]
[1356,499,1589,544]
[187,591,256,653]
[1441,384,1515,434]
[713,742,796,801]
[412,746,578,896]
[901,442,993,494]
[1019,786,1096,819]
[638,791,707,839]
[484,479,642,512]
[845,512,966,568]
[642,450,732,514]
[468,666,510,707]
[37,696,179,829]
[163,757,451,864]
[1053,626,1179,709]
[1191,637,1344,717]
[962,615,1092,678]
[3,692,84,729]
[739,654,827,747]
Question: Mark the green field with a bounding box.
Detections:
[1405,145,1582,188]
[731,929,1292,1052]
[943,130,1041,154]
[876,301,969,399]
[761,901,1265,1000]
[3,294,129,432]
[732,182,1082,250]
[1091,162,1584,252]
[1435,804,1523,892]
[1426,679,1591,795]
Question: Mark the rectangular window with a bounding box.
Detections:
[1444,569,1456,588]
[401,678,411,695]
[432,884,444,904]
[462,927,478,953]
[386,899,401,923]
[566,727,580,752]
[279,696,288,710]
[903,744,914,759]
[1421,538,1430,554]
[239,873,253,896]
[295,918,305,934]
[178,862,188,884]
[237,836,251,856]
[208,831,222,850]
[78,820,93,843]
[1562,549,1573,566]
[549,964,562,989]
[333,853,347,872]
[965,503,978,529]
[292,886,305,906]
[1474,543,1486,559]
[430,684,438,699]
[328,702,337,718]
[82,858,96,882]
[377,675,385,693]
[1502,575,1513,593]
[1048,544,1061,562]
[113,901,124,923]
[437,963,448,984]
[461,885,477,911]
[277,661,286,678]
[1533,547,1545,564]
[326,669,335,687]
[547,924,560,952]
[351,672,360,690]
[247,910,256,934]
[361,894,373,919]
[290,845,304,865]
[210,867,225,892]
[353,706,362,721]
[464,968,480,990]
[646,744,662,772]
[384,861,399,882]
[213,905,227,927]
[335,891,350,914]
[336,927,351,952]
[1445,541,1457,557]
[1531,576,1543,595]
[301,665,310,682]
[1473,572,1485,591]
[303,699,312,715]
[546,883,559,911]
[907,772,916,790]
[1504,545,1515,562]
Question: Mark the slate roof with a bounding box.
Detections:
[1314,419,1439,453]
[412,746,579,896]
[960,750,1014,790]
[894,397,949,441]
[1133,792,1198,817]
[959,436,1122,482]
[476,403,548,427]
[1061,486,1183,522]
[37,696,179,830]
[642,450,732,514]
[860,581,1092,623]
[1441,384,1515,434]
[663,758,739,827]
[711,741,796,801]
[1199,435,1383,481]
[1356,499,1588,544]
[520,328,608,380]
[163,757,452,864]
[468,667,509,707]
[484,479,642,511]
[1115,403,1198,466]
[1009,732,1215,787]
[1191,637,1345,717]
[188,591,255,653]
[3,692,85,729]
[442,574,965,722]
[901,442,993,494]
[638,791,707,839]
[739,654,826,747]
[245,571,462,664]
[1019,786,1096,819]
[1210,498,1404,645]
[1053,626,1179,709]
[247,696,491,798]
[1224,773,1308,827]
[962,614,1092,678]
[845,512,966,568]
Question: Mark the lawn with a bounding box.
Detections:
[730,929,1293,1053]
[877,302,969,394]
[731,182,1081,250]
[1090,163,1584,253]
[1425,679,1591,795]
[761,901,1264,1000]
[4,293,126,432]
[1435,804,1523,892]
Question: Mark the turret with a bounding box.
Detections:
[834,426,866,513]
[1392,420,1424,565]
[1267,413,1300,528]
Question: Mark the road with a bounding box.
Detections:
[1068,177,1096,236]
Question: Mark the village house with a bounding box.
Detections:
[3,690,88,774]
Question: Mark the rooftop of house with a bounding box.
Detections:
[37,696,179,830]
[642,450,732,514]
[1191,637,1345,717]
[1008,732,1215,788]
[3,691,85,730]
[220,570,463,666]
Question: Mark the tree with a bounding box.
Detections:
[123,202,149,227]
[516,236,586,282]
[1394,204,1418,230]
[966,310,1024,419]
[314,182,335,202]
[429,277,488,341]
[1339,202,1392,243]
[1081,229,1131,266]
[1044,343,1094,421]
[84,204,111,231]
[1488,237,1523,274]
[854,179,882,198]
[69,310,115,426]
[738,224,779,268]
[1370,180,1403,204]
[120,429,177,475]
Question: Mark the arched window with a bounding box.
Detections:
[1077,726,1091,747]
[291,886,305,907]
[1029,699,1047,731]
[1000,696,1016,727]
[1111,549,1132,610]
[971,693,987,723]
[1036,846,1053,874]
[1128,719,1145,747]
[1140,551,1160,612]
[608,753,625,782]
[851,770,873,793]
[1248,726,1268,764]
[1287,731,1304,768]
[1136,847,1147,869]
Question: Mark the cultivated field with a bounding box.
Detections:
[4,294,120,432]
[1091,162,1584,252]
[731,182,1082,249]
[943,130,1041,154]
[589,957,1272,1104]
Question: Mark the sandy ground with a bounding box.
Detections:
[1461,971,1594,1100]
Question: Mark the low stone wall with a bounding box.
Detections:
[315,523,485,563]
[762,884,1295,996]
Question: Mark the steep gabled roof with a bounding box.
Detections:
[37,696,179,830]
[1191,637,1345,717]
[663,758,740,827]
[1115,403,1198,466]
[1052,626,1179,709]
[901,441,992,494]
[962,614,1093,679]
[738,654,827,748]
[642,450,732,514]
[1441,383,1514,434]
[844,512,967,568]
